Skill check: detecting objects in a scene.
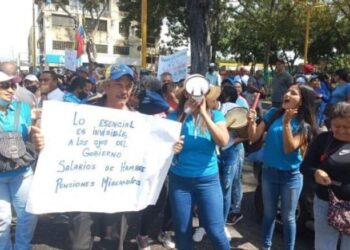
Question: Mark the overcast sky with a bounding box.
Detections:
[0,0,32,61]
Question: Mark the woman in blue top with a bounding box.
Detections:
[0,72,38,250]
[169,82,230,250]
[247,84,317,250]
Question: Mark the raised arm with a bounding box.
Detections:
[199,101,229,147]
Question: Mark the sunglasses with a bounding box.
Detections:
[0,81,17,90]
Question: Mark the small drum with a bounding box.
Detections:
[225,107,249,138]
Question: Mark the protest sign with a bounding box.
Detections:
[26,101,181,214]
[157,49,188,82]
[64,49,77,72]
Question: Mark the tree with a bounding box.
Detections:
[332,0,350,22]
[187,0,212,74]
[118,0,211,74]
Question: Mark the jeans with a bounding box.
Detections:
[219,144,244,221]
[169,173,230,250]
[0,168,38,250]
[261,166,303,250]
[314,195,350,250]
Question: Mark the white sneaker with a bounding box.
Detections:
[158,231,176,249]
[192,227,206,242]
[224,226,231,239]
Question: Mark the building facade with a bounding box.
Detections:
[30,0,141,70]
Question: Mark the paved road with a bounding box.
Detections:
[32,162,314,250]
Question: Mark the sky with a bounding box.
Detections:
[0,0,32,61]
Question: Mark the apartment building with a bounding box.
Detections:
[30,0,140,69]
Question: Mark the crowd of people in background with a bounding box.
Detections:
[0,59,349,250]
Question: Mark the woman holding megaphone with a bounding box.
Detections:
[168,75,230,250]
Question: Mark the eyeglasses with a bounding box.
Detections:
[0,81,17,90]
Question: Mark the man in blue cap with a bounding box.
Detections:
[69,64,134,250]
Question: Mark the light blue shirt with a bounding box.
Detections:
[205,71,221,86]
[63,92,83,104]
[236,96,249,109]
[0,101,32,177]
[330,83,350,104]
[263,108,307,171]
[169,110,225,177]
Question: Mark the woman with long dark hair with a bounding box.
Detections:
[247,84,317,250]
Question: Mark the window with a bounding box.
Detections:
[85,18,107,32]
[52,40,74,50]
[113,46,129,55]
[119,22,129,37]
[96,44,108,54]
[52,14,75,28]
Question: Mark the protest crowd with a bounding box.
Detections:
[0,59,350,250]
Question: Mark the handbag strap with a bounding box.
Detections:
[13,102,22,132]
[0,101,22,133]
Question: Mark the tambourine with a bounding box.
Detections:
[225,107,249,138]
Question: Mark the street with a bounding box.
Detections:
[31,161,314,250]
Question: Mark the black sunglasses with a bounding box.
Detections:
[0,81,17,90]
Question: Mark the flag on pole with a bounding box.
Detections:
[75,26,85,58]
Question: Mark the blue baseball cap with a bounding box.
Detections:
[296,76,306,85]
[105,64,133,80]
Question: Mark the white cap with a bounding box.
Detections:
[209,63,215,67]
[0,71,14,82]
[24,74,39,82]
[241,75,249,85]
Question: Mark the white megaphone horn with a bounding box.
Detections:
[184,74,210,103]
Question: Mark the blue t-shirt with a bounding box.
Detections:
[263,108,307,171]
[330,83,350,104]
[0,101,32,177]
[168,110,225,177]
[63,92,83,104]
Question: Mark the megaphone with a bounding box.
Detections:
[184,74,210,103]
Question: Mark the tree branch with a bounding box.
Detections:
[56,1,78,26]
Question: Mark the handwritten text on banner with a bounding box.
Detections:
[26,101,181,214]
[157,49,188,82]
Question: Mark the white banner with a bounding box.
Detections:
[64,49,77,72]
[157,49,188,82]
[26,101,181,214]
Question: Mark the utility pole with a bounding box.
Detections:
[304,5,312,64]
[141,0,147,68]
[32,0,36,73]
[301,0,328,64]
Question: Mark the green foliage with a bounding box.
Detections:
[326,54,350,72]
[118,0,173,42]
[48,0,350,69]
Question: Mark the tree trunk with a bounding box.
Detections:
[263,41,271,84]
[210,0,221,63]
[187,0,211,75]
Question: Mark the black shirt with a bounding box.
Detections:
[301,132,350,201]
